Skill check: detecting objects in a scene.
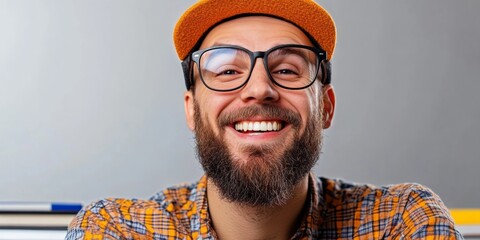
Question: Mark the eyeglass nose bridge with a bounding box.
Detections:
[248,50,269,75]
[236,50,274,91]
[251,51,266,60]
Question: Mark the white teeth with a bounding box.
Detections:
[234,121,283,132]
[260,122,267,131]
[253,122,260,131]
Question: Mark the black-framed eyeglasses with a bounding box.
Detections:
[181,44,328,92]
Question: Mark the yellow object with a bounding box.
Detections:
[450,209,480,225]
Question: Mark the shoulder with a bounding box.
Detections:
[320,177,445,210]
[318,177,462,238]
[66,181,202,239]
[150,180,200,209]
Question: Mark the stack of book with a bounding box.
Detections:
[0,202,82,240]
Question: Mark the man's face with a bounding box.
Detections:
[184,16,335,206]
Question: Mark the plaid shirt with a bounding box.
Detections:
[66,174,462,239]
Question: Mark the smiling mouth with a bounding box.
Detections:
[234,121,284,133]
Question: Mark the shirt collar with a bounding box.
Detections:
[291,173,326,238]
[195,175,215,239]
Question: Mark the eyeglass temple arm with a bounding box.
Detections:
[321,60,331,85]
[181,56,192,90]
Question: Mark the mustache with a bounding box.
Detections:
[217,105,302,128]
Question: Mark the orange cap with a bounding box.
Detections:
[173,0,337,60]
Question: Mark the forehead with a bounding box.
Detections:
[199,16,314,50]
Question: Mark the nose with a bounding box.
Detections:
[240,59,279,103]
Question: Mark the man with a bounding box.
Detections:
[67,0,462,239]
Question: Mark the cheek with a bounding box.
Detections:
[305,85,322,115]
[286,90,321,124]
[295,95,322,136]
[196,91,236,128]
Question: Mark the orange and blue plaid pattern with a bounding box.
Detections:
[66,175,462,239]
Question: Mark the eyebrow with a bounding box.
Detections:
[268,48,312,66]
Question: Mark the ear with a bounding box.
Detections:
[321,84,336,129]
[184,91,195,131]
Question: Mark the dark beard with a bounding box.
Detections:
[194,103,323,207]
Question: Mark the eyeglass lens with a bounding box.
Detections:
[198,46,319,91]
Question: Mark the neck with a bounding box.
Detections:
[206,175,310,240]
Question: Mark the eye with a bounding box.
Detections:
[211,67,245,82]
[272,64,300,76]
[214,67,243,78]
[275,69,298,75]
[219,69,238,75]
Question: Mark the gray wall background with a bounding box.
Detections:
[1,0,479,208]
